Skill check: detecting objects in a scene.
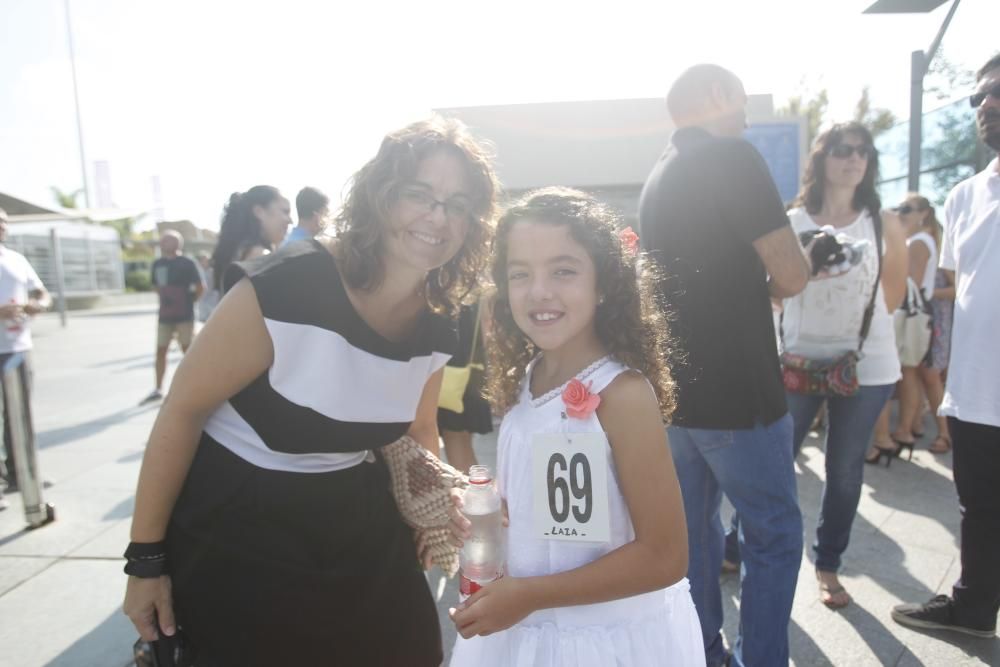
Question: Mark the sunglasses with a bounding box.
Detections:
[970,83,1000,109]
[828,143,871,159]
[895,204,925,215]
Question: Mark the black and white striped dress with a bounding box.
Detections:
[166,240,454,666]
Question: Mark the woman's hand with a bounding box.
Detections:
[123,575,176,642]
[447,488,472,548]
[449,576,535,638]
[446,489,508,549]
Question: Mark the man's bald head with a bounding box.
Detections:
[160,230,183,256]
[666,64,748,137]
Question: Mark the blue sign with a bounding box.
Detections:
[745,123,801,204]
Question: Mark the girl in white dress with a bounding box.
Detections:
[449,188,705,666]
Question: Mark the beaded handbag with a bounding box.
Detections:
[381,435,469,576]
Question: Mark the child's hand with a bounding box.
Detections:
[449,576,534,638]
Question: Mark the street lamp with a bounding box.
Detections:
[864,0,961,192]
[64,0,90,209]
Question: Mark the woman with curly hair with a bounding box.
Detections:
[123,116,499,666]
[448,187,704,666]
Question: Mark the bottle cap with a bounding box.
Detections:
[468,465,492,485]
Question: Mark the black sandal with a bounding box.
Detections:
[865,443,901,467]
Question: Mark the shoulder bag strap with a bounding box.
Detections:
[857,209,883,354]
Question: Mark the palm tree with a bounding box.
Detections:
[50,186,84,209]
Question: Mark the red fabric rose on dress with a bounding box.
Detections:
[620,226,639,256]
[562,379,601,419]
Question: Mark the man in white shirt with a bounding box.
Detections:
[0,208,51,510]
[893,53,1000,639]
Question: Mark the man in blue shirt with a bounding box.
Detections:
[283,187,329,246]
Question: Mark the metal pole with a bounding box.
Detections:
[3,354,55,529]
[64,0,90,209]
[906,0,962,194]
[908,50,924,193]
[925,0,962,66]
[49,229,68,327]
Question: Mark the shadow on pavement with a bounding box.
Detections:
[88,354,159,369]
[44,608,135,667]
[38,404,159,450]
[897,628,1000,665]
[102,497,135,521]
[74,309,157,319]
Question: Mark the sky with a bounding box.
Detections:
[1,0,996,230]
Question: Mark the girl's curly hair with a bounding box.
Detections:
[333,115,500,315]
[486,187,676,419]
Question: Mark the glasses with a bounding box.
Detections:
[398,185,473,222]
[970,83,1000,109]
[895,204,925,215]
[828,143,871,159]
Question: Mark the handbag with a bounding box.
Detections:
[780,212,883,397]
[380,435,468,576]
[893,278,933,367]
[438,304,483,414]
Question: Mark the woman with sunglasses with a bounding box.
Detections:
[122,117,499,666]
[777,122,908,608]
[876,194,954,457]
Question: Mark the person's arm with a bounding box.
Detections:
[130,279,272,540]
[407,367,444,458]
[442,431,478,473]
[451,372,687,637]
[933,270,956,301]
[124,278,273,640]
[879,211,908,312]
[190,260,205,302]
[907,238,931,288]
[19,261,51,315]
[23,287,51,315]
[724,141,810,298]
[753,226,811,298]
[150,262,161,296]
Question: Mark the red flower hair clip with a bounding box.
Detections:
[620,226,639,256]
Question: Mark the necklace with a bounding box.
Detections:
[529,355,612,408]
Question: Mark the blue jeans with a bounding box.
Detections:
[670,414,802,667]
[725,385,894,573]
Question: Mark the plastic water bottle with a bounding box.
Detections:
[459,465,505,602]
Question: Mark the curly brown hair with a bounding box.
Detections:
[486,187,676,419]
[333,116,500,314]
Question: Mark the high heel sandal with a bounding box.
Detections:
[892,438,915,461]
[865,444,900,467]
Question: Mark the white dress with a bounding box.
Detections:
[450,357,705,667]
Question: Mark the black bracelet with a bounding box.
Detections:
[124,541,168,578]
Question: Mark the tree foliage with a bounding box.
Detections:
[777,84,895,148]
[50,186,83,209]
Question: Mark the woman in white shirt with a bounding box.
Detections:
[779,123,907,608]
[886,194,951,454]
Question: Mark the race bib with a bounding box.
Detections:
[531,432,610,543]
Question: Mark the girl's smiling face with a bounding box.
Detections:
[504,220,600,353]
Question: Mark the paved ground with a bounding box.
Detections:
[0,305,997,666]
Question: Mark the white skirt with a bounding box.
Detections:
[450,579,705,667]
